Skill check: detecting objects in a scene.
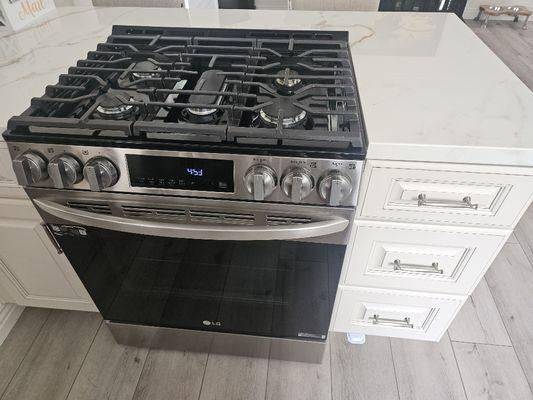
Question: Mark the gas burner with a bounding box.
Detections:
[259,97,307,129]
[181,69,226,124]
[131,60,161,79]
[274,68,303,94]
[181,107,223,124]
[95,90,137,120]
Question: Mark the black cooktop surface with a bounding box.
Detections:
[4,25,367,156]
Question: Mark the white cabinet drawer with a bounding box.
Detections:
[360,161,533,228]
[343,221,508,294]
[333,286,465,341]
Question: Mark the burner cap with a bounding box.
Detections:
[275,68,302,87]
[274,68,303,94]
[131,60,161,79]
[95,90,136,119]
[259,97,307,129]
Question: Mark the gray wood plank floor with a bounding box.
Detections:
[1,21,533,400]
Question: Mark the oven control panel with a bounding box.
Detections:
[7,142,364,207]
[127,154,234,193]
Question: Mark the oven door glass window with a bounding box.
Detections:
[53,226,344,341]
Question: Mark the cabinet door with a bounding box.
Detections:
[0,217,96,311]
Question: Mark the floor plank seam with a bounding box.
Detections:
[447,332,470,400]
[484,257,533,396]
[263,350,270,400]
[387,338,402,400]
[0,308,52,400]
[126,344,151,400]
[514,229,533,267]
[63,318,104,400]
[470,281,503,345]
[196,351,210,400]
[449,339,513,348]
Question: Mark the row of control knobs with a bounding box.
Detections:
[13,151,353,205]
[13,151,118,191]
[244,165,352,206]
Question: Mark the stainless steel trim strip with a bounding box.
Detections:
[34,198,349,241]
[106,321,327,363]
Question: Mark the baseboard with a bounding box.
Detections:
[0,303,24,346]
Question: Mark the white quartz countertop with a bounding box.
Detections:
[1,7,532,166]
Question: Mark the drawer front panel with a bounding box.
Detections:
[344,223,508,294]
[360,164,533,228]
[333,287,465,341]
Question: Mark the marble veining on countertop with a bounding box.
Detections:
[1,6,532,167]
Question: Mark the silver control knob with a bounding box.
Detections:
[244,165,277,201]
[83,157,119,191]
[281,168,314,203]
[318,171,352,206]
[47,154,82,189]
[12,151,48,186]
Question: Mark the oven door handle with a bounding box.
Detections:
[34,199,350,241]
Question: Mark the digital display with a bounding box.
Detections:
[127,155,234,192]
[186,168,203,177]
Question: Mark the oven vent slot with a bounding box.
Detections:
[122,205,186,221]
[66,201,112,215]
[189,210,255,225]
[266,215,313,226]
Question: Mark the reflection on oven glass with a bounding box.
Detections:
[55,228,345,341]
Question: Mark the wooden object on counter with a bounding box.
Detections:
[475,5,531,29]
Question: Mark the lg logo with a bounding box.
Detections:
[202,320,222,326]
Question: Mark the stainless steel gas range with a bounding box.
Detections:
[3,25,367,363]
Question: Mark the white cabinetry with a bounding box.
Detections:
[333,286,464,341]
[0,142,95,312]
[343,221,509,294]
[359,161,533,228]
[333,159,533,341]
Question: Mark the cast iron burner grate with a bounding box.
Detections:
[6,25,366,152]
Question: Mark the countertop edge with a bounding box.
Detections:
[366,143,533,168]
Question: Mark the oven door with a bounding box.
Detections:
[30,189,352,342]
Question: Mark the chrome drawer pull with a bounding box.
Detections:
[371,314,414,329]
[417,194,478,210]
[393,259,444,274]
